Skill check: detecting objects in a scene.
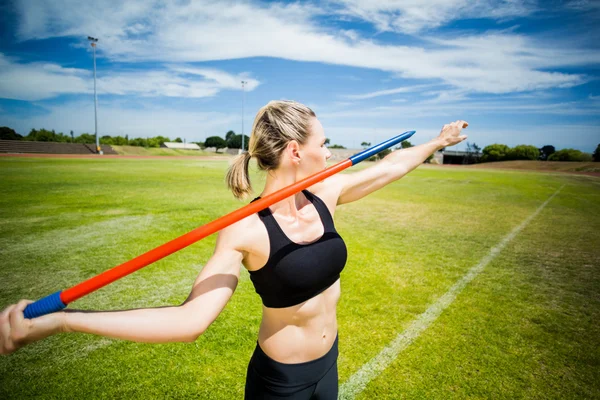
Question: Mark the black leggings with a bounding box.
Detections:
[245,335,339,399]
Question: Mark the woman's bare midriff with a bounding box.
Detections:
[257,279,340,364]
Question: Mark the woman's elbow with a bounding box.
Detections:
[181,326,206,343]
[176,306,208,342]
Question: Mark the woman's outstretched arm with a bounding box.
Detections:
[1,226,243,354]
[333,120,469,205]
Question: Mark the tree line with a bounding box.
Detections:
[1,126,598,161]
[0,127,197,148]
[479,143,598,162]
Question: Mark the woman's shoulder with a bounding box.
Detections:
[306,178,344,215]
[217,207,269,271]
[218,210,265,252]
[220,210,262,239]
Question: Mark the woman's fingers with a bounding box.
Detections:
[1,305,17,354]
[0,300,35,355]
[438,120,469,148]
[10,300,28,328]
[9,300,30,345]
[9,300,27,345]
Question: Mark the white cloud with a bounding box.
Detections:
[11,0,597,95]
[319,98,600,119]
[98,66,259,98]
[168,67,260,91]
[564,0,600,11]
[0,54,90,101]
[331,0,537,34]
[419,89,470,104]
[0,54,259,101]
[343,83,441,100]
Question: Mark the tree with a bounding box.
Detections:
[129,137,149,147]
[548,149,593,162]
[70,130,74,143]
[100,135,114,145]
[225,130,236,141]
[110,136,129,146]
[538,145,555,161]
[24,128,70,143]
[147,136,171,148]
[324,138,330,145]
[368,148,391,162]
[400,140,413,149]
[481,143,510,162]
[227,134,249,150]
[393,140,413,151]
[593,144,600,162]
[329,144,346,149]
[0,127,22,140]
[25,128,52,142]
[205,136,227,152]
[361,142,371,149]
[174,137,183,143]
[74,133,97,144]
[465,142,482,164]
[508,145,539,161]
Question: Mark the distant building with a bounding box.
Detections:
[161,142,201,150]
[441,150,480,164]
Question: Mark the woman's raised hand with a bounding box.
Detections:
[437,120,469,148]
[0,300,65,355]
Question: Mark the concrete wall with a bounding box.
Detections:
[328,148,362,161]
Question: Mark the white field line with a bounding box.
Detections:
[339,185,565,400]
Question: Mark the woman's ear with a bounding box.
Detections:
[286,140,302,165]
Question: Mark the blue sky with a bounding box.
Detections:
[0,0,599,151]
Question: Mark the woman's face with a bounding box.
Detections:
[299,117,332,174]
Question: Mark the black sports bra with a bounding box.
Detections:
[248,190,348,308]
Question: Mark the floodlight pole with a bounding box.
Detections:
[88,36,101,155]
[241,80,247,154]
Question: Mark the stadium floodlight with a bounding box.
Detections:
[87,36,101,155]
[241,80,247,154]
[22,130,416,318]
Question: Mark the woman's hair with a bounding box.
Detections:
[226,100,316,200]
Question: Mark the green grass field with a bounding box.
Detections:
[0,157,598,399]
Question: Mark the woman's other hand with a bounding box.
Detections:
[0,300,65,355]
[437,120,469,148]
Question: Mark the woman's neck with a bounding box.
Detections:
[261,168,308,217]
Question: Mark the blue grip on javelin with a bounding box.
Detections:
[349,131,416,165]
[23,291,66,319]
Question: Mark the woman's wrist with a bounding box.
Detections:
[58,311,70,333]
[431,137,446,151]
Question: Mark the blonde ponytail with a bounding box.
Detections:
[226,151,253,200]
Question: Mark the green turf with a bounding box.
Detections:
[0,157,598,399]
